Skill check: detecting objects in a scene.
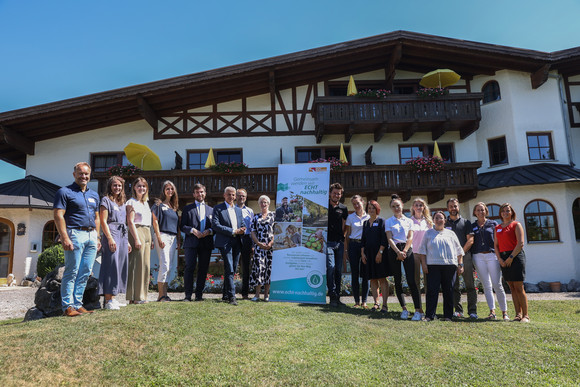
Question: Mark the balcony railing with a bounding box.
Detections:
[312,93,483,142]
[94,162,481,205]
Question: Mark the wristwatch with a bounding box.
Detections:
[379,249,384,254]
[508,254,514,259]
[458,263,464,267]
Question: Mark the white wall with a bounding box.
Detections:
[0,208,53,282]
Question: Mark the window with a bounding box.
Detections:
[524,199,559,242]
[91,152,128,172]
[487,203,501,221]
[187,149,242,169]
[295,146,350,163]
[399,144,454,164]
[488,137,508,166]
[573,198,580,240]
[482,81,501,104]
[526,132,554,161]
[42,221,59,251]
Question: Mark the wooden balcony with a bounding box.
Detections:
[312,93,483,143]
[93,162,482,206]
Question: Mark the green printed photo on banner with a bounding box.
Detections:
[270,163,330,304]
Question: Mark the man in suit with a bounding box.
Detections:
[212,186,246,305]
[180,183,214,301]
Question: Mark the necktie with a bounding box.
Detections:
[198,203,205,231]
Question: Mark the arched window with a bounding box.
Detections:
[42,221,59,251]
[573,198,580,240]
[482,81,501,104]
[524,200,559,242]
[487,203,501,221]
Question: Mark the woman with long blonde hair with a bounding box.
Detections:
[409,197,432,319]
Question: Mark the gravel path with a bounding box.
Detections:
[1,286,579,321]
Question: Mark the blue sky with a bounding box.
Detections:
[2,0,579,183]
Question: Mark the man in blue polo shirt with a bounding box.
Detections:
[53,162,101,317]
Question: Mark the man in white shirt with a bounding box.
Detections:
[236,188,254,299]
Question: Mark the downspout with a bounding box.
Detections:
[550,73,575,166]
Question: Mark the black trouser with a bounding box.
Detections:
[184,246,212,300]
[348,240,368,304]
[239,234,253,298]
[389,244,421,310]
[426,265,457,320]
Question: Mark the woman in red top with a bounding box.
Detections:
[493,203,529,323]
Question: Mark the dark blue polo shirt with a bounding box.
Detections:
[445,215,473,248]
[53,182,100,229]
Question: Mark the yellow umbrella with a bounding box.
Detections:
[347,76,357,96]
[433,141,442,159]
[204,148,216,168]
[339,143,348,163]
[420,69,460,89]
[123,142,162,170]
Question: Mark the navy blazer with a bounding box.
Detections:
[212,202,244,249]
[180,202,214,249]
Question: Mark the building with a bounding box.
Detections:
[1,31,579,284]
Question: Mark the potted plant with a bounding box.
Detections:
[209,161,249,173]
[416,87,449,98]
[405,156,445,173]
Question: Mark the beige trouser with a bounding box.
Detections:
[127,226,151,302]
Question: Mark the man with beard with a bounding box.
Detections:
[326,183,348,307]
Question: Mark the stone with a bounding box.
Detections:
[524,282,540,293]
[23,307,45,322]
[568,279,580,292]
[537,281,551,292]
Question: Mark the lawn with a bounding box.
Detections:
[1,299,579,386]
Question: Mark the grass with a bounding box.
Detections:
[1,299,580,386]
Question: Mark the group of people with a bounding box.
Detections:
[54,162,529,322]
[330,183,529,322]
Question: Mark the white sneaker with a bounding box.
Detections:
[264,297,270,302]
[400,310,409,320]
[105,300,120,310]
[411,311,423,321]
[113,299,127,307]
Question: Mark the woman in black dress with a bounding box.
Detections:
[361,200,389,312]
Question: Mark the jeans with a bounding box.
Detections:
[326,241,344,299]
[220,239,242,300]
[348,240,368,304]
[453,251,477,315]
[473,252,508,312]
[61,229,98,311]
[155,232,177,283]
[426,265,457,320]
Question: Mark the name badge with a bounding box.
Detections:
[373,222,379,227]
[114,206,120,211]
[497,229,502,233]
[445,226,452,230]
[473,226,478,231]
[162,206,168,211]
[88,198,96,203]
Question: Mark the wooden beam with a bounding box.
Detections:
[460,121,480,139]
[457,189,478,203]
[402,122,418,142]
[385,43,402,90]
[345,123,355,143]
[432,121,450,141]
[374,123,388,142]
[531,64,550,89]
[315,124,324,144]
[137,95,158,130]
[0,124,35,155]
[427,189,445,204]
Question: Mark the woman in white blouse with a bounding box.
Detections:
[344,195,370,308]
[126,177,152,304]
[385,194,422,320]
[409,197,432,319]
[416,211,464,321]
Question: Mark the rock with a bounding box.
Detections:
[537,281,551,292]
[23,307,45,322]
[524,282,540,293]
[568,279,580,292]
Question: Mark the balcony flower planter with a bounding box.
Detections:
[354,89,392,99]
[405,156,444,173]
[106,164,143,177]
[309,157,349,171]
[416,87,449,98]
[209,161,249,174]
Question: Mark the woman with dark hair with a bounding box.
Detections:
[151,180,179,302]
[494,203,529,322]
[99,176,130,310]
[472,202,509,321]
[345,195,370,307]
[126,177,152,304]
[361,200,389,312]
[385,194,422,320]
[416,211,464,321]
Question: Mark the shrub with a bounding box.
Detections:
[37,244,65,278]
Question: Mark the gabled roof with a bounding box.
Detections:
[2,30,580,168]
[478,163,580,190]
[0,175,61,209]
